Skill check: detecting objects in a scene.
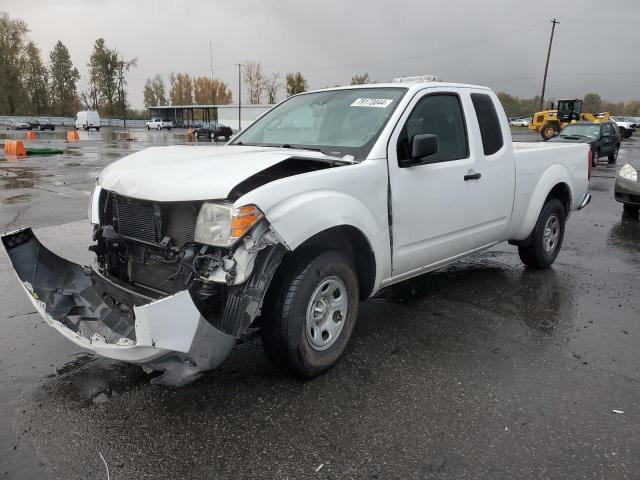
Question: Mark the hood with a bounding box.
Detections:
[98,145,348,202]
[550,136,595,145]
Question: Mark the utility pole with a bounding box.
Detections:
[235,63,242,131]
[540,18,559,111]
[209,42,216,122]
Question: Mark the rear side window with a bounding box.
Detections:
[471,93,504,156]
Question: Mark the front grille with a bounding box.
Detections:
[128,248,191,294]
[112,195,157,243]
[165,203,198,247]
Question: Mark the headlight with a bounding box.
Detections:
[619,164,638,182]
[194,202,263,247]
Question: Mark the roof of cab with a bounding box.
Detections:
[309,82,493,95]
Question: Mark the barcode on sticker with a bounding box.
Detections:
[350,98,393,108]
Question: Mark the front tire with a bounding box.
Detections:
[518,198,566,269]
[541,124,558,141]
[261,250,359,378]
[146,125,150,130]
[608,145,619,163]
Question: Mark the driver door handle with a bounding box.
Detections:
[464,172,482,181]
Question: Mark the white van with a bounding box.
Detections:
[75,111,101,131]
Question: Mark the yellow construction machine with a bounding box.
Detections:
[528,99,610,140]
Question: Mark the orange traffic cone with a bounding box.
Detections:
[26,130,36,140]
[67,130,79,142]
[4,140,27,157]
[125,129,136,141]
[188,127,193,137]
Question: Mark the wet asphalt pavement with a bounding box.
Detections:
[1,128,639,479]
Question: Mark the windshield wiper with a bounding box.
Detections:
[279,144,323,153]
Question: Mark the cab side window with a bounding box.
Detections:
[397,94,468,164]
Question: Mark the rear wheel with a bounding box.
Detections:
[157,125,161,130]
[261,250,359,378]
[193,131,199,139]
[608,145,619,163]
[146,125,150,130]
[518,198,566,269]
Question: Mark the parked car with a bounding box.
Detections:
[2,81,592,386]
[7,121,31,130]
[614,162,640,216]
[611,116,636,139]
[75,111,101,131]
[509,117,530,127]
[550,121,620,165]
[193,122,233,140]
[37,119,55,131]
[146,118,173,130]
[26,119,40,130]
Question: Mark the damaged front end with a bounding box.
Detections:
[2,194,286,386]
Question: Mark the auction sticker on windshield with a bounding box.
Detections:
[350,98,394,108]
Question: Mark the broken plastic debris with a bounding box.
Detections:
[612,409,624,414]
[315,464,324,473]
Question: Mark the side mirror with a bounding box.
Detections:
[400,134,439,167]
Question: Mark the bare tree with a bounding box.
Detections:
[264,73,280,104]
[351,73,370,85]
[243,61,264,104]
[285,72,308,96]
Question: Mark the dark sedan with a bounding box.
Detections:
[615,161,640,216]
[192,122,233,141]
[550,121,621,166]
[37,119,55,131]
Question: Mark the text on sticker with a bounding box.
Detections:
[350,98,393,108]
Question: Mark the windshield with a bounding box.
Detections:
[559,124,600,138]
[231,87,407,159]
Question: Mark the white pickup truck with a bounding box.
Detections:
[2,81,592,386]
[145,118,173,130]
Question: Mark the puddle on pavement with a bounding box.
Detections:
[38,354,150,408]
[381,251,574,336]
[2,193,32,204]
[608,215,640,255]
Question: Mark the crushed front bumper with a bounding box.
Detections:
[1,228,237,386]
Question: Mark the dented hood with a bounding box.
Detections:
[98,145,334,202]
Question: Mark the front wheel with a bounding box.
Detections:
[608,145,619,163]
[261,250,359,378]
[146,125,150,130]
[541,124,557,141]
[518,198,566,269]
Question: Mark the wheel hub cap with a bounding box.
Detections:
[543,214,560,253]
[305,276,348,351]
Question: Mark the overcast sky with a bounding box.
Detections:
[5,0,640,108]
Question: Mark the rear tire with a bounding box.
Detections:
[608,145,619,163]
[518,198,566,269]
[261,250,359,378]
[147,125,150,130]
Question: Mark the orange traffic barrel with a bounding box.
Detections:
[3,140,27,156]
[67,130,80,142]
[26,130,36,140]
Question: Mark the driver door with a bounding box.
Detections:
[387,89,510,278]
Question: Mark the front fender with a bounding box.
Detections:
[510,163,575,241]
[263,189,389,288]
